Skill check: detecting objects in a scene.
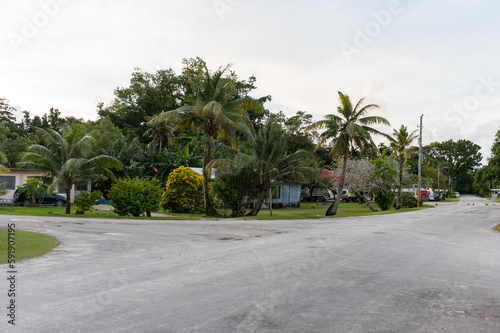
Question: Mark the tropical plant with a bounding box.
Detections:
[0,151,8,173]
[160,166,205,213]
[398,192,418,208]
[17,178,50,206]
[109,177,163,217]
[143,116,175,152]
[385,125,418,209]
[158,62,264,217]
[209,119,320,216]
[74,190,103,214]
[18,124,123,214]
[308,91,390,216]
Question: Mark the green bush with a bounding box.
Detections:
[109,177,163,217]
[18,178,50,205]
[74,190,102,214]
[374,189,395,211]
[399,192,418,208]
[160,166,204,213]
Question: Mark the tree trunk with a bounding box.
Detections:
[326,154,348,216]
[269,187,272,216]
[366,201,379,212]
[246,188,267,216]
[202,130,221,217]
[65,187,71,214]
[232,195,248,217]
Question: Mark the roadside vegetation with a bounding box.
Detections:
[0,201,433,220]
[0,228,59,264]
[1,57,499,218]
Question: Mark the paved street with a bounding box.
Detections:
[1,195,499,332]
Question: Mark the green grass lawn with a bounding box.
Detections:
[0,201,433,220]
[0,228,59,265]
[493,224,500,232]
[240,201,432,220]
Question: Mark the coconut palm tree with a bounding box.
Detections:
[308,91,390,216]
[143,116,174,152]
[160,62,263,217]
[18,124,122,214]
[209,119,320,216]
[385,125,418,209]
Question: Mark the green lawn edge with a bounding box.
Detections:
[0,202,433,220]
[0,228,59,265]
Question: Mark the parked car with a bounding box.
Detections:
[13,188,67,207]
[455,192,460,198]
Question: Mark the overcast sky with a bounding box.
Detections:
[1,0,499,162]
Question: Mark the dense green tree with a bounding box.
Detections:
[161,62,263,217]
[488,128,500,183]
[0,122,39,167]
[98,67,185,140]
[0,151,8,173]
[308,91,389,216]
[18,125,122,214]
[427,139,482,194]
[284,111,317,152]
[385,125,418,209]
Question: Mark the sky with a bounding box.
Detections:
[1,0,499,163]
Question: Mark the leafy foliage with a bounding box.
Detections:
[109,177,163,217]
[398,192,418,208]
[18,178,50,205]
[375,188,396,211]
[74,190,102,214]
[160,166,204,213]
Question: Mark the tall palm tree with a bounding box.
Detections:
[160,62,263,217]
[18,125,122,214]
[210,119,320,216]
[385,125,418,209]
[308,91,390,216]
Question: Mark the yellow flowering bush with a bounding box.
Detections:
[161,166,204,213]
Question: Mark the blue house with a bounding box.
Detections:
[268,183,302,207]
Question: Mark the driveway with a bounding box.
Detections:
[1,195,499,332]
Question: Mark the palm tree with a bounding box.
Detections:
[18,125,123,214]
[160,62,263,217]
[210,119,320,216]
[143,116,174,152]
[308,91,390,216]
[385,125,418,209]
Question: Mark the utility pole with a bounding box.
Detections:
[417,114,423,207]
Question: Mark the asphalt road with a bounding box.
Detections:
[1,195,499,332]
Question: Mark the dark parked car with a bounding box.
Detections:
[13,188,67,207]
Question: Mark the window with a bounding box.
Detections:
[0,176,16,190]
[76,182,89,191]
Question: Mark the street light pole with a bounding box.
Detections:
[417,114,423,207]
